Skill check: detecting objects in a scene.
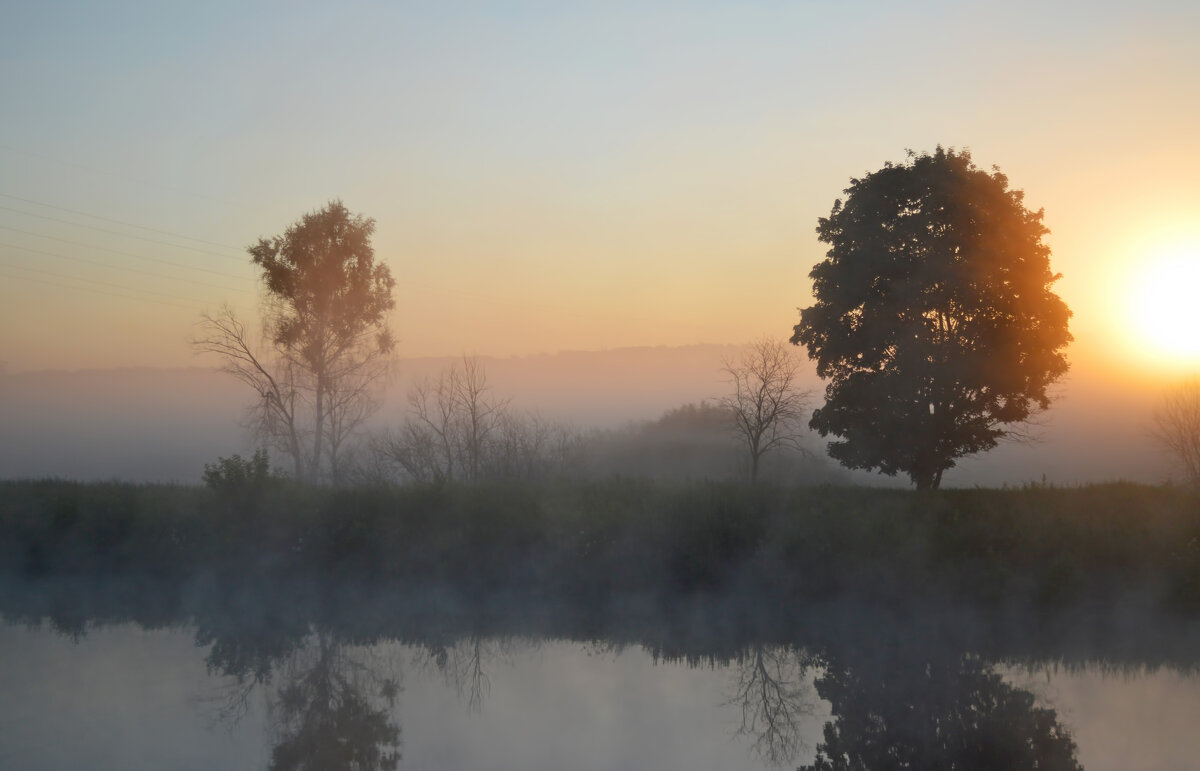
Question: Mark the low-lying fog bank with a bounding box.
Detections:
[0,345,1177,487]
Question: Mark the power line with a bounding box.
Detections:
[0,192,246,252]
[0,241,250,294]
[0,143,252,212]
[0,260,214,305]
[0,266,203,312]
[0,205,247,262]
[0,225,250,281]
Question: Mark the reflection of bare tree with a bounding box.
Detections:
[725,644,817,766]
[198,616,310,726]
[414,634,517,712]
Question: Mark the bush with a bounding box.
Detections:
[203,449,276,493]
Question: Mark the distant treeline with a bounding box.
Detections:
[3,479,1199,612]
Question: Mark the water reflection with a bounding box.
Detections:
[726,644,817,765]
[200,629,1081,768]
[413,633,514,712]
[197,615,403,770]
[3,576,1199,768]
[800,648,1081,770]
[264,634,401,771]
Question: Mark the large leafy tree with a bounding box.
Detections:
[791,148,1072,489]
[196,201,395,484]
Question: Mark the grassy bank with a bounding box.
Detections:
[1,479,1198,611]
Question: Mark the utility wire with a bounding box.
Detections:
[0,205,247,262]
[0,266,204,311]
[0,143,251,212]
[0,225,250,281]
[1,260,216,304]
[0,192,246,252]
[0,241,249,294]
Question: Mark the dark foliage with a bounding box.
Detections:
[801,650,1081,770]
[2,480,1200,614]
[792,148,1073,489]
[203,449,275,493]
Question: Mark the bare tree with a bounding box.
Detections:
[379,355,577,484]
[1152,376,1200,486]
[389,356,506,483]
[194,306,306,479]
[194,202,394,484]
[452,355,508,481]
[719,338,811,482]
[397,366,462,483]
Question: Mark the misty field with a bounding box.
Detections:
[2,479,1199,612]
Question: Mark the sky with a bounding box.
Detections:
[2,0,1199,383]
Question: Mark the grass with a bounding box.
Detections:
[1,478,1198,611]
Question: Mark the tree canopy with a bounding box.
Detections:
[791,148,1072,489]
[250,201,395,364]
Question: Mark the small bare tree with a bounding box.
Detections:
[380,355,578,484]
[1152,376,1200,486]
[719,338,811,482]
[398,365,463,483]
[452,355,508,481]
[194,306,305,479]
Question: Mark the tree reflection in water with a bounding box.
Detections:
[725,644,817,765]
[0,577,1118,769]
[195,622,1081,770]
[800,649,1082,771]
[205,628,402,771]
[414,633,514,713]
[267,632,402,771]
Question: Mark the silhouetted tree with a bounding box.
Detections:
[719,338,810,481]
[792,148,1072,489]
[1152,375,1200,486]
[195,201,395,484]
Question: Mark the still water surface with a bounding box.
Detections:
[2,586,1200,770]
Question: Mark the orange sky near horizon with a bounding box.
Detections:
[2,1,1199,395]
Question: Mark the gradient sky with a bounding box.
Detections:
[2,0,1198,380]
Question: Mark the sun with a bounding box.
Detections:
[1129,249,1200,364]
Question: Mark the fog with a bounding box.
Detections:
[0,344,1176,487]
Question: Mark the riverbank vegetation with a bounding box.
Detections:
[2,479,1198,612]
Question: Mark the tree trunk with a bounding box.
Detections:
[310,369,326,484]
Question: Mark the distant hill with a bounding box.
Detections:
[0,345,1176,486]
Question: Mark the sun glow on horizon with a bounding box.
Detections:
[1128,246,1200,368]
